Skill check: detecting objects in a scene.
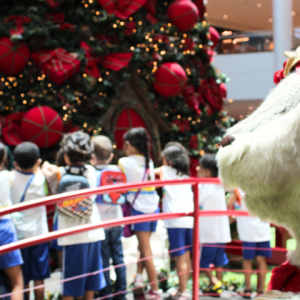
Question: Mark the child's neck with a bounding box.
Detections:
[19,167,36,174]
[93,160,110,166]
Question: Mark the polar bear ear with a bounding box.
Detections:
[284,47,300,76]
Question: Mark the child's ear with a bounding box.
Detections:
[13,161,19,171]
[168,160,172,167]
[36,158,42,168]
[108,153,114,163]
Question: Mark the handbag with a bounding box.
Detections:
[122,167,147,238]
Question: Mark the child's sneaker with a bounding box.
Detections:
[145,289,162,300]
[134,273,144,287]
[202,280,223,297]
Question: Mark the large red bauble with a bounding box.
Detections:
[153,62,187,97]
[209,27,220,49]
[21,106,63,148]
[0,37,30,75]
[167,0,199,32]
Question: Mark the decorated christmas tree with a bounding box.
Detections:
[0,0,231,173]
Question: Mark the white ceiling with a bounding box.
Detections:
[207,0,300,31]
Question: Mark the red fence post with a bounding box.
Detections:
[192,183,199,299]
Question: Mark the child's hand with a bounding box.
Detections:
[41,161,58,177]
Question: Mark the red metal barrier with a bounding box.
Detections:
[0,177,249,300]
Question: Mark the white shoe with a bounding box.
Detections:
[134,273,144,287]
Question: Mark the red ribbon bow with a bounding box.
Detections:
[171,119,191,132]
[80,42,101,78]
[182,84,201,113]
[4,15,31,36]
[101,53,133,71]
[98,0,147,19]
[0,112,25,146]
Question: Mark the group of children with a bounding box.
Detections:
[0,127,272,300]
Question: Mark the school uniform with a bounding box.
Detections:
[119,155,159,232]
[10,170,49,284]
[235,189,272,260]
[160,166,194,257]
[95,164,126,300]
[199,184,231,268]
[0,171,23,270]
[46,165,106,297]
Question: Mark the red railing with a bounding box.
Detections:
[0,178,250,300]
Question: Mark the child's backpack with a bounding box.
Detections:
[95,165,126,205]
[57,165,93,219]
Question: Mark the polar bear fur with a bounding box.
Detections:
[217,72,300,266]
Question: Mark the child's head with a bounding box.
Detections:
[123,127,149,167]
[90,135,113,165]
[0,142,6,169]
[197,154,218,178]
[161,144,189,176]
[14,142,41,172]
[61,132,93,165]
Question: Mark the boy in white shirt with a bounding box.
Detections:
[228,189,271,298]
[197,154,231,296]
[10,142,49,300]
[90,136,126,300]
[42,132,106,300]
[0,142,24,300]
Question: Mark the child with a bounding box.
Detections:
[0,142,24,300]
[10,142,50,300]
[90,135,126,300]
[118,127,160,300]
[227,189,271,298]
[42,132,106,300]
[158,144,194,300]
[197,154,231,296]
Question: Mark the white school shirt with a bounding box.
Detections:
[46,164,105,246]
[10,170,49,239]
[199,184,231,243]
[95,164,123,221]
[0,171,12,220]
[235,189,271,242]
[118,155,159,213]
[160,166,193,228]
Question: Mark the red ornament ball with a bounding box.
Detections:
[153,62,187,97]
[167,0,199,32]
[21,106,63,148]
[209,27,220,49]
[0,37,30,75]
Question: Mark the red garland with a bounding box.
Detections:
[182,84,201,114]
[31,48,80,85]
[98,0,147,19]
[171,118,190,132]
[80,41,101,78]
[3,15,31,36]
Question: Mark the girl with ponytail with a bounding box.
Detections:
[119,127,161,299]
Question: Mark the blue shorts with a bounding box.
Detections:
[0,219,23,269]
[50,213,63,251]
[21,242,50,284]
[131,207,159,232]
[62,241,106,297]
[200,243,228,268]
[242,241,272,260]
[167,228,193,258]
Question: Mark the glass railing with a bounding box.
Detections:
[216,30,274,54]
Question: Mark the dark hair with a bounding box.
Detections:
[91,136,113,161]
[124,127,150,171]
[14,142,40,169]
[55,148,66,167]
[0,142,6,166]
[199,154,218,177]
[161,144,189,176]
[61,132,93,164]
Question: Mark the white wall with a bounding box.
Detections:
[213,52,276,101]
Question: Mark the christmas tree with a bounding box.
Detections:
[0,0,231,173]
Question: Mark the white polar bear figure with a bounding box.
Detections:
[217,47,300,267]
